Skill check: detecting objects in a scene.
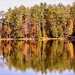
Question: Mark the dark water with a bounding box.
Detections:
[0,40,75,75]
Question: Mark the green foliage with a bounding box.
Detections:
[37,27,42,37]
[2,2,75,38]
[57,26,63,37]
[51,25,58,37]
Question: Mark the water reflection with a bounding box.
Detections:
[0,40,75,75]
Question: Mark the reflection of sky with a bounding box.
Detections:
[0,66,74,75]
[0,55,74,75]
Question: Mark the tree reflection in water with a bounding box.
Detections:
[0,40,75,74]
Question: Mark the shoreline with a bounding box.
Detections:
[0,37,65,41]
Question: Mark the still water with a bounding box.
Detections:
[0,40,75,75]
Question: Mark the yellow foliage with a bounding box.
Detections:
[68,19,74,35]
[4,25,11,34]
[4,25,8,32]
[4,44,12,55]
[68,42,74,59]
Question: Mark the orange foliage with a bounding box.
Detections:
[3,41,12,56]
[30,41,37,54]
[21,41,29,58]
[30,24,36,36]
[21,20,28,35]
[67,42,74,60]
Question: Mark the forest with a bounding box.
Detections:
[0,2,75,38]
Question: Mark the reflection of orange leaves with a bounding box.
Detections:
[21,43,29,58]
[4,44,12,55]
[30,43,37,53]
[68,42,74,59]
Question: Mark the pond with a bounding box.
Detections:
[0,40,75,75]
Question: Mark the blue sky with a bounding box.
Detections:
[0,0,75,11]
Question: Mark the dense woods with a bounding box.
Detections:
[1,2,75,38]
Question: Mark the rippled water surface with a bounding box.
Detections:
[0,40,75,75]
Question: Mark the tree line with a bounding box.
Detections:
[1,2,75,38]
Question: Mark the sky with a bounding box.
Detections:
[0,0,75,11]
